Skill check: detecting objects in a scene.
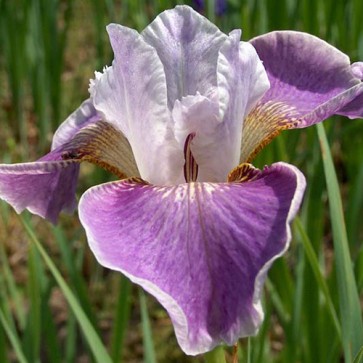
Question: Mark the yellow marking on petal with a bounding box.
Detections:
[240,101,300,163]
[228,163,260,183]
[61,121,140,179]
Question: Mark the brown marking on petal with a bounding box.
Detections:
[240,101,300,163]
[183,133,199,183]
[228,163,261,183]
[61,121,140,179]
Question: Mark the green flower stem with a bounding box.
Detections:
[204,346,226,363]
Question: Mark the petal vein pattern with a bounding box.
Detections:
[90,24,182,185]
[79,162,306,355]
[142,5,228,107]
[242,31,363,162]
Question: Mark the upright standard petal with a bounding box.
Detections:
[79,162,306,355]
[216,29,269,175]
[171,30,269,182]
[241,31,363,162]
[142,5,228,108]
[90,24,183,185]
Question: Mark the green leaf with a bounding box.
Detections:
[139,290,157,363]
[0,307,28,363]
[294,217,341,339]
[353,346,363,363]
[20,216,113,363]
[316,123,363,360]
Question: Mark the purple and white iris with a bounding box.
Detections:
[1,5,363,356]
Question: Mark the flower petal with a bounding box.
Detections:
[172,92,223,182]
[241,31,363,162]
[0,100,101,223]
[51,99,101,150]
[142,5,227,108]
[91,24,182,185]
[0,154,79,224]
[79,162,306,355]
[171,30,269,182]
[61,121,140,179]
[0,118,140,223]
[216,29,269,173]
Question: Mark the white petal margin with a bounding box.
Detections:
[90,24,183,185]
[79,162,306,355]
[51,99,101,150]
[142,5,228,108]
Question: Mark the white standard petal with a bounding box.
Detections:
[91,24,183,185]
[216,30,270,172]
[142,5,228,108]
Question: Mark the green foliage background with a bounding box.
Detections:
[0,0,362,362]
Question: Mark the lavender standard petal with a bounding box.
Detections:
[79,162,305,355]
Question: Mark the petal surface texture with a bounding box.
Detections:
[0,155,79,224]
[241,31,363,162]
[142,5,227,107]
[79,162,306,355]
[51,98,101,150]
[170,27,269,182]
[90,24,182,185]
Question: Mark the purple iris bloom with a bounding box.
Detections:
[1,5,363,356]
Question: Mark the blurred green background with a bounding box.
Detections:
[0,0,362,362]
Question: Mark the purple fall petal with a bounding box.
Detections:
[251,31,363,124]
[0,151,79,224]
[0,101,101,223]
[51,98,101,150]
[79,162,306,355]
[241,31,363,162]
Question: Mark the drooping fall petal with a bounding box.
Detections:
[79,162,306,355]
[51,98,101,150]
[0,100,101,223]
[0,105,139,223]
[240,31,363,162]
[0,155,79,224]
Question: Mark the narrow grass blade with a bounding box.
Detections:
[111,277,132,363]
[20,216,113,363]
[0,324,8,363]
[0,307,28,363]
[316,123,363,360]
[139,289,157,363]
[24,242,42,362]
[294,217,341,339]
[354,346,363,363]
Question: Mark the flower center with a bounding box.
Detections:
[183,133,198,183]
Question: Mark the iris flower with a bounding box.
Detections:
[1,5,363,356]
